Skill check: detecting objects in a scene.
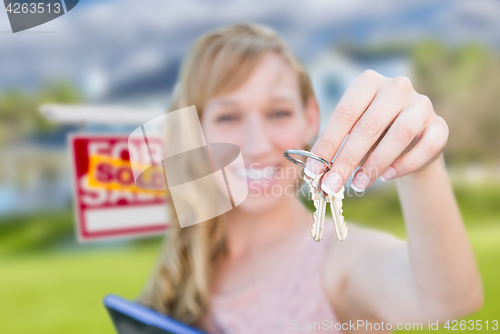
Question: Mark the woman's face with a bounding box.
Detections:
[202,53,319,213]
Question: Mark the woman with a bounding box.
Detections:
[139,23,483,333]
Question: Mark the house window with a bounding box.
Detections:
[323,76,342,101]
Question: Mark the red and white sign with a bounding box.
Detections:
[69,134,169,242]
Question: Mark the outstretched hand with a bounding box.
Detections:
[305,70,449,195]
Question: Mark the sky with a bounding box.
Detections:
[0,0,499,96]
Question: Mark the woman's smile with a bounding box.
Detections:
[230,163,281,190]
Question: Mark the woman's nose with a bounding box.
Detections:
[241,114,273,158]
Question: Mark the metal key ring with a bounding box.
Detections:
[284,149,332,170]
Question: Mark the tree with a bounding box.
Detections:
[0,82,82,145]
[412,41,500,165]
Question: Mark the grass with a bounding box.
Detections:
[0,245,160,334]
[0,210,75,257]
[0,182,499,333]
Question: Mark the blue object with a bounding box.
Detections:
[103,294,207,334]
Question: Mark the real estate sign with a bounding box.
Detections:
[69,134,169,242]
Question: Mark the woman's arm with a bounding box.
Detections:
[325,156,482,326]
[394,153,483,319]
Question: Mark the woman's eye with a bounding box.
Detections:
[269,110,292,119]
[216,114,240,123]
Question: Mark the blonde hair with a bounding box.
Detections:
[138,22,315,327]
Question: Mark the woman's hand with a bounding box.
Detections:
[314,70,483,323]
[305,70,449,194]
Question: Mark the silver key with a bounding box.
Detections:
[326,187,348,241]
[283,149,348,242]
[304,172,328,242]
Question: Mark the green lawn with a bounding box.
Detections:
[0,245,160,334]
[0,183,499,333]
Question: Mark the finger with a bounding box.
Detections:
[351,98,430,191]
[320,79,410,195]
[381,117,448,180]
[305,70,386,178]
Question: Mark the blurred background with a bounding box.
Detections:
[1,0,499,333]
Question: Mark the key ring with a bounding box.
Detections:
[284,149,332,170]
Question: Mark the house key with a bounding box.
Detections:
[284,149,348,242]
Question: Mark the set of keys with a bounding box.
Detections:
[284,149,348,242]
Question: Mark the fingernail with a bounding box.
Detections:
[351,172,370,192]
[305,159,326,179]
[321,172,343,195]
[380,167,397,181]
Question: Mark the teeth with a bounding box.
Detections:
[234,167,277,180]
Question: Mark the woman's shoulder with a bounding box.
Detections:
[322,221,406,310]
[322,222,406,283]
[326,222,406,260]
[327,221,405,250]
